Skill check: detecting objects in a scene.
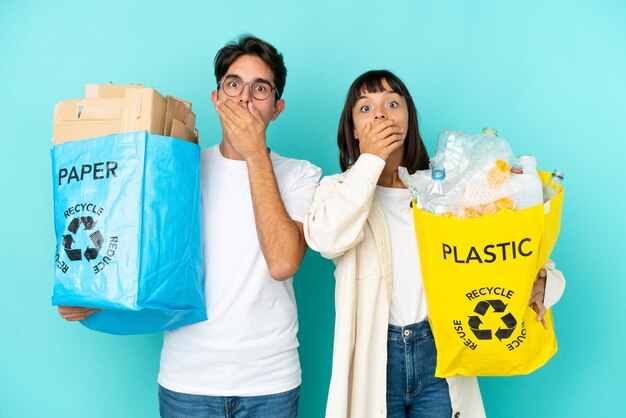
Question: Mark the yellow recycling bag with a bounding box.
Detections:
[413,171,563,377]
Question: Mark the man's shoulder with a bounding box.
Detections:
[270,150,321,181]
[200,145,220,160]
[270,149,318,168]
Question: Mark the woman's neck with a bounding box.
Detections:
[377,151,406,188]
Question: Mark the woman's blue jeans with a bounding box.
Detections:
[387,321,452,418]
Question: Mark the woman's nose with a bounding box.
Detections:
[374,108,387,120]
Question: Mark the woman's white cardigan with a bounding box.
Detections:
[304,154,564,418]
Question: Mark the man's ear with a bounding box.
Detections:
[270,99,286,121]
[211,90,219,108]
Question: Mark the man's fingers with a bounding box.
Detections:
[216,101,241,126]
[219,99,261,135]
[62,314,85,321]
[216,105,241,135]
[220,98,251,124]
[223,98,248,116]
[58,306,91,314]
[224,99,257,125]
[247,101,265,125]
[58,307,100,321]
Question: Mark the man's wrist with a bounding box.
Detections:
[245,147,271,166]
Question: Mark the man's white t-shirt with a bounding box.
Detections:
[375,186,428,327]
[158,145,321,396]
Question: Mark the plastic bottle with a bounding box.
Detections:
[423,167,450,215]
[542,169,564,202]
[431,130,472,177]
[509,155,543,210]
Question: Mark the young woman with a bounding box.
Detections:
[303,70,565,418]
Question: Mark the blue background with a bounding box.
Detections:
[1,1,624,417]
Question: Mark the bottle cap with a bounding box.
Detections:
[552,169,564,181]
[482,127,498,136]
[431,167,446,180]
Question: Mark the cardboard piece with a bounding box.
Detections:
[84,83,144,99]
[165,96,197,143]
[53,84,198,145]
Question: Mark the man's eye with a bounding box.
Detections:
[360,105,371,112]
[254,84,267,92]
[228,81,240,88]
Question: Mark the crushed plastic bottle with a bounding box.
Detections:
[431,130,473,178]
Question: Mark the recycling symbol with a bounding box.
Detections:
[468,299,517,341]
[62,216,104,262]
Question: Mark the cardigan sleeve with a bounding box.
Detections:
[543,259,566,309]
[304,154,385,260]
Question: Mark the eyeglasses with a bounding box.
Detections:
[218,76,279,101]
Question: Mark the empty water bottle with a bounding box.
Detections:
[542,169,564,202]
[423,167,450,215]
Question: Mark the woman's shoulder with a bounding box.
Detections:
[321,170,348,182]
[320,154,386,187]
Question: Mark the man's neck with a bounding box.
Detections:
[219,139,245,161]
[219,138,271,161]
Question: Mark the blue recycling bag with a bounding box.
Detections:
[51,131,206,334]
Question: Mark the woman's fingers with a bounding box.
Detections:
[358,120,405,160]
[368,119,397,135]
[365,126,404,144]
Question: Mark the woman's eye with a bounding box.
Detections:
[388,101,399,108]
[360,105,371,112]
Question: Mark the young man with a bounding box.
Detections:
[59,35,321,418]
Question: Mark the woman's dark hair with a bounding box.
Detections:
[337,70,429,173]
[214,34,287,100]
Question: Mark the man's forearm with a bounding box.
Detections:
[246,151,306,280]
